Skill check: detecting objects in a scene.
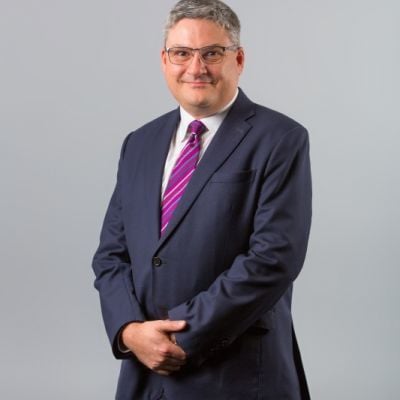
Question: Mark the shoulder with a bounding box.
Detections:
[253,103,307,136]
[135,109,178,134]
[235,89,308,140]
[235,99,308,154]
[121,108,179,154]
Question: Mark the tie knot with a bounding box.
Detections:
[188,120,206,136]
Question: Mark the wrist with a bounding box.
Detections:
[121,322,142,346]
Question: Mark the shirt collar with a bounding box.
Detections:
[178,88,239,143]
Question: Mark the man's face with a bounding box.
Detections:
[162,18,244,118]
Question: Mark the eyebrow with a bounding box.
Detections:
[167,43,226,48]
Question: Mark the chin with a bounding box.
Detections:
[184,94,210,108]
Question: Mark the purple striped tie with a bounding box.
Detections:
[160,120,206,235]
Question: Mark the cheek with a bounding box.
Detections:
[164,75,179,93]
[169,68,185,84]
[220,65,240,85]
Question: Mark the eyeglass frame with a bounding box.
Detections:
[164,44,240,65]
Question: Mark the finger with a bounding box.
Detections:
[155,370,170,376]
[154,364,182,375]
[166,343,187,361]
[164,354,187,366]
[157,344,186,362]
[150,353,185,371]
[158,320,187,333]
[154,339,186,362]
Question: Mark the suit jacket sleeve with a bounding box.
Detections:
[168,126,312,365]
[92,134,146,359]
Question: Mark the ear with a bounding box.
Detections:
[161,48,168,72]
[236,47,245,74]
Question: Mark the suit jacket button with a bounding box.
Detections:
[152,257,162,267]
[221,338,229,347]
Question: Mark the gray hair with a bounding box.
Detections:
[164,0,241,46]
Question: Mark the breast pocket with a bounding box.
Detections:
[209,169,256,184]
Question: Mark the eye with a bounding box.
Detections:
[172,48,191,58]
[201,47,224,61]
[204,50,218,57]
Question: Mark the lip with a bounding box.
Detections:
[183,81,212,87]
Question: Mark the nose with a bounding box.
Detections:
[186,51,207,76]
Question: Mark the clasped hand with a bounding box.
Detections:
[121,320,187,376]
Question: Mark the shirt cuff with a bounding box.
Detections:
[117,323,136,354]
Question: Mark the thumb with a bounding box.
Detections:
[158,319,187,332]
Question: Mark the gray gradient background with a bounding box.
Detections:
[1,1,399,399]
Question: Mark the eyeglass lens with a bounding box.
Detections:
[168,46,227,64]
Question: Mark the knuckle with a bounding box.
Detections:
[149,362,157,370]
[150,359,161,370]
[158,345,170,356]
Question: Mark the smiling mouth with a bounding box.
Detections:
[183,81,213,86]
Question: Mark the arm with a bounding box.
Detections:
[92,136,187,373]
[168,126,312,364]
[92,135,146,359]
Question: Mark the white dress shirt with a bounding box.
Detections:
[161,89,239,197]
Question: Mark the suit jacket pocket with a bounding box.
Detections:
[210,169,256,183]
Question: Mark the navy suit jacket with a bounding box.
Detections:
[93,89,312,400]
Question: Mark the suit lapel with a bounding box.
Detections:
[155,90,256,252]
[142,109,180,247]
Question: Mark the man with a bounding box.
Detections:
[92,0,312,399]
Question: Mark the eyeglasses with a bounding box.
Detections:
[165,45,239,65]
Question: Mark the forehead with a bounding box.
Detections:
[166,18,231,47]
